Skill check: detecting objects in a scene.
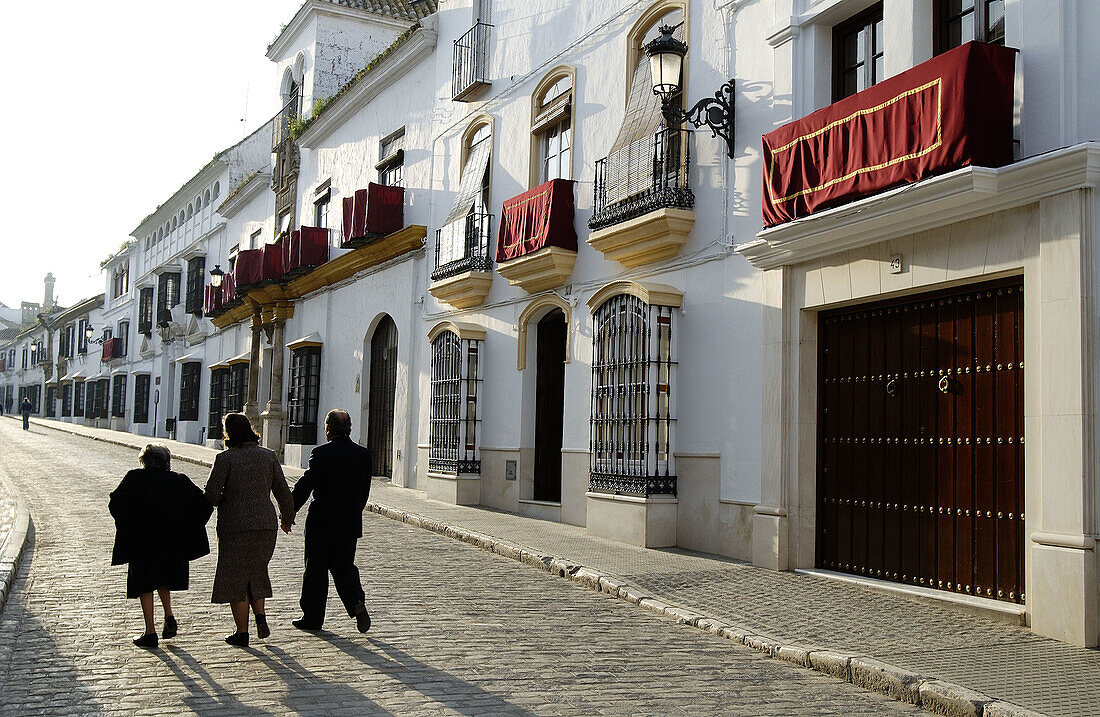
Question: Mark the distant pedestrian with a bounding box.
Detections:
[290,409,373,633]
[204,413,295,647]
[109,444,212,649]
[19,397,32,430]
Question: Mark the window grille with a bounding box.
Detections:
[589,294,676,497]
[157,272,182,326]
[228,363,248,413]
[429,332,481,474]
[133,374,150,424]
[179,362,201,421]
[934,0,1005,54]
[78,319,89,354]
[45,387,56,417]
[61,383,72,417]
[287,346,321,445]
[74,381,85,416]
[138,288,154,336]
[92,379,110,419]
[209,368,230,439]
[185,257,206,316]
[112,375,127,418]
[118,321,129,357]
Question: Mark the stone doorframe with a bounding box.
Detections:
[738,144,1100,646]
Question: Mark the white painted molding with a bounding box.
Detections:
[267,0,412,60]
[217,173,272,219]
[766,20,800,47]
[738,142,1100,270]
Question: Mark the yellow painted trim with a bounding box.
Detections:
[529,65,577,189]
[587,279,683,311]
[427,320,486,343]
[516,294,572,371]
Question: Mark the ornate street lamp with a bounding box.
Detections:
[645,24,737,158]
[209,264,225,288]
[84,326,107,345]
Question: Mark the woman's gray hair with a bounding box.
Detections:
[138,444,172,471]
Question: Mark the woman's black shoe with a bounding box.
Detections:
[224,632,249,647]
[133,632,159,649]
[162,615,178,639]
[255,613,270,639]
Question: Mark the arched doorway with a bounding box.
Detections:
[533,309,566,502]
[367,315,398,477]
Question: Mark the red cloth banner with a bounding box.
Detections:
[221,272,237,303]
[234,249,264,287]
[341,183,404,244]
[101,338,121,362]
[284,227,330,273]
[263,240,284,280]
[203,284,223,315]
[762,42,1016,228]
[496,178,577,263]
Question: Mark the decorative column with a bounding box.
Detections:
[260,301,293,460]
[243,308,262,426]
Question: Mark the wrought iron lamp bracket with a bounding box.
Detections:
[665,79,737,158]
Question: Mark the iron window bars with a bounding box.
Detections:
[209,368,230,439]
[112,374,127,418]
[185,257,206,316]
[432,212,494,281]
[45,387,56,418]
[429,331,482,474]
[61,383,72,417]
[590,294,677,497]
[133,374,150,424]
[138,288,154,336]
[287,346,321,445]
[452,21,492,101]
[272,93,301,151]
[157,273,181,327]
[74,381,85,416]
[179,362,201,422]
[589,126,694,231]
[228,363,248,413]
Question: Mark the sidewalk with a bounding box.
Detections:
[23,416,1098,717]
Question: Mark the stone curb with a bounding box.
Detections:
[364,500,1049,717]
[0,460,32,618]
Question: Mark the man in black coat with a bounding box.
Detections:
[291,408,373,632]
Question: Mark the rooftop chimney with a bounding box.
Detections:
[43,273,55,310]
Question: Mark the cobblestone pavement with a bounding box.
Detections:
[0,420,921,715]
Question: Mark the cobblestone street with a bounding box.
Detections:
[0,420,921,715]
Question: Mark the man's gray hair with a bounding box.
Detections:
[325,409,352,437]
[139,444,172,471]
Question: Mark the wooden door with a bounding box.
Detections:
[817,278,1024,603]
[534,310,566,502]
[368,316,398,478]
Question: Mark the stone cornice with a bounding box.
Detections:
[737,143,1100,270]
[217,173,272,218]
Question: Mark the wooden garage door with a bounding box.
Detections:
[817,278,1024,604]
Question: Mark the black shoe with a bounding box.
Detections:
[224,632,249,647]
[354,603,371,633]
[133,632,158,649]
[162,615,178,640]
[292,618,323,631]
[255,613,270,640]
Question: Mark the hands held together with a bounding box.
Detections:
[281,518,295,534]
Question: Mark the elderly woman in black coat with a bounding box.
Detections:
[109,444,212,648]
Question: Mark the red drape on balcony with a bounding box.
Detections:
[761,41,1017,228]
[204,284,223,315]
[496,179,577,262]
[263,240,284,280]
[284,227,329,273]
[234,249,264,287]
[221,272,237,303]
[101,338,121,362]
[341,183,404,243]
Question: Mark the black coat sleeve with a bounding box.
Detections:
[292,448,322,512]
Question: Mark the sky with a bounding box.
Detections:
[0,0,306,310]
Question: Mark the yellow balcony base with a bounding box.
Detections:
[587,207,694,268]
[429,270,493,309]
[496,246,577,293]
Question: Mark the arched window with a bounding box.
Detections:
[531,68,575,185]
[178,210,185,225]
[434,118,494,279]
[588,283,679,497]
[187,203,193,219]
[213,181,220,199]
[428,323,484,474]
[171,217,178,231]
[203,189,210,207]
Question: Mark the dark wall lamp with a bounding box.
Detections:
[645,24,736,158]
[84,326,108,344]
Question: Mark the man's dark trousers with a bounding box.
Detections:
[292,435,372,625]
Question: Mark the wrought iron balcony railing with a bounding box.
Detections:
[272,95,301,151]
[589,126,694,231]
[452,21,492,101]
[432,212,494,281]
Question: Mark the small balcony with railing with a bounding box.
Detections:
[272,95,300,151]
[495,179,578,293]
[429,212,494,309]
[452,21,492,101]
[100,337,123,362]
[588,126,695,268]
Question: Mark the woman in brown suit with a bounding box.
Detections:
[205,413,295,646]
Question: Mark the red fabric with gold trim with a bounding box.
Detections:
[762,41,1016,228]
[496,178,577,263]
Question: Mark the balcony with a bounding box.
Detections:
[341,183,404,248]
[496,179,578,293]
[452,21,492,101]
[101,337,123,362]
[282,227,329,277]
[272,95,300,151]
[429,212,493,309]
[762,41,1016,227]
[588,126,695,268]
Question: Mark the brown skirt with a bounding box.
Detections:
[211,529,277,604]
